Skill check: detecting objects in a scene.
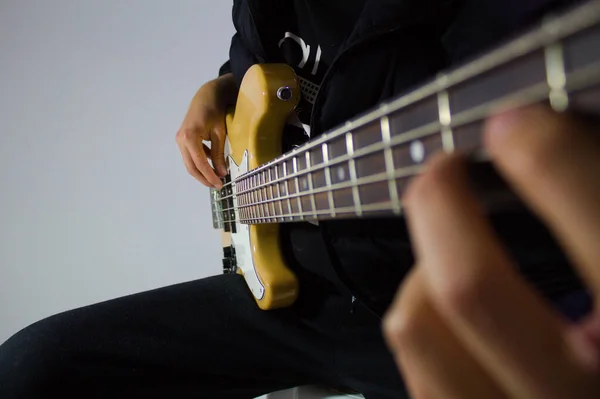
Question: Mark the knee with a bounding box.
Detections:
[0,314,73,397]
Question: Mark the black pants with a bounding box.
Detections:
[0,224,408,399]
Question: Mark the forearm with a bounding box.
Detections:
[215,72,238,107]
[191,72,238,111]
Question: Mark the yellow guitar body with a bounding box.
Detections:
[222,64,300,310]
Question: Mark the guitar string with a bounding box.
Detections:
[214,5,600,226]
[213,1,600,196]
[222,75,600,225]
[215,60,600,216]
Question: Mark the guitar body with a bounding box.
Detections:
[222,64,300,310]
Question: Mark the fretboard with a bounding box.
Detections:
[218,0,600,227]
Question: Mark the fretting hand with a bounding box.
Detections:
[384,106,600,399]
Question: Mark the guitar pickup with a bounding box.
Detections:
[210,176,237,233]
[210,187,224,229]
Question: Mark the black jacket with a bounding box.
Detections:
[221,0,585,316]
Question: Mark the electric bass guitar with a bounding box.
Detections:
[210,0,600,310]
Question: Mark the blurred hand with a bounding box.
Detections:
[384,106,600,399]
[176,73,237,188]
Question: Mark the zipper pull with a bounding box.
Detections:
[351,296,357,314]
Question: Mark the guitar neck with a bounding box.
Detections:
[224,0,600,226]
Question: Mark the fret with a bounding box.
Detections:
[330,162,350,184]
[299,177,312,216]
[297,153,307,171]
[311,163,328,214]
[355,151,386,179]
[271,194,277,222]
[322,144,336,217]
[395,176,412,204]
[257,197,262,223]
[359,181,390,207]
[354,120,383,150]
[346,132,363,217]
[257,202,262,223]
[437,82,455,153]
[564,23,600,74]
[453,120,485,154]
[545,42,569,111]
[254,173,264,223]
[248,176,257,219]
[282,162,293,220]
[255,202,262,223]
[389,96,439,137]
[392,133,444,169]
[268,168,276,219]
[265,186,271,222]
[332,187,355,217]
[261,172,267,220]
[292,157,304,219]
[450,49,547,115]
[353,117,386,179]
[269,167,283,222]
[311,169,326,188]
[264,199,271,223]
[277,166,285,221]
[381,116,401,215]
[245,191,250,222]
[299,174,309,191]
[310,145,324,165]
[256,188,263,222]
[313,191,329,213]
[328,136,348,159]
[305,151,318,219]
[262,182,270,221]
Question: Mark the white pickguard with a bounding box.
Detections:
[228,151,265,300]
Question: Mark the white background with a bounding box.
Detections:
[0,0,234,344]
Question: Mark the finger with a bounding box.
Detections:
[484,106,600,295]
[177,143,211,187]
[210,123,228,177]
[403,153,592,399]
[384,268,508,399]
[203,143,213,162]
[186,140,223,188]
